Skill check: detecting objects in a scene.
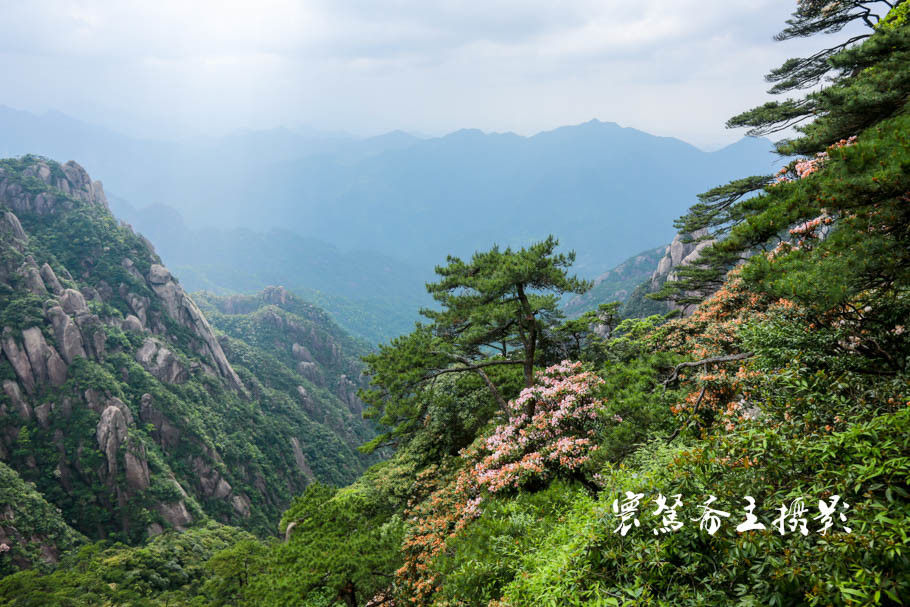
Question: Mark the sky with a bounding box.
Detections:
[0,0,865,148]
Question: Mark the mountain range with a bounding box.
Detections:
[0,106,780,344]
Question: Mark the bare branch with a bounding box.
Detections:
[662,352,755,386]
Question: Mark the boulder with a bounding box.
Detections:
[135,338,188,384]
[124,292,149,328]
[0,212,27,249]
[18,257,46,296]
[59,289,88,316]
[1,329,35,393]
[147,264,171,285]
[96,405,129,478]
[39,264,63,295]
[121,315,143,333]
[45,306,86,364]
[2,381,31,420]
[21,327,67,387]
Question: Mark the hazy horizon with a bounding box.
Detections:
[1,1,865,149]
[0,103,772,153]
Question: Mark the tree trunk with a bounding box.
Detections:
[516,283,536,389]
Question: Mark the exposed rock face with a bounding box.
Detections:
[650,229,713,314]
[59,288,88,315]
[297,361,323,385]
[40,263,64,295]
[336,375,363,415]
[19,256,47,296]
[136,337,188,384]
[2,328,36,393]
[290,437,316,480]
[121,314,143,333]
[144,263,245,393]
[0,160,108,215]
[22,327,67,387]
[157,496,193,530]
[139,394,180,451]
[292,342,314,362]
[95,399,150,492]
[651,229,712,288]
[0,211,27,247]
[45,306,87,364]
[192,456,233,499]
[3,380,32,420]
[231,494,252,518]
[0,157,373,547]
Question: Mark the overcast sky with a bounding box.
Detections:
[0,0,862,148]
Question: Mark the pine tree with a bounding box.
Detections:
[359,236,590,451]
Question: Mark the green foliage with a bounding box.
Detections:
[245,481,405,607]
[433,481,584,605]
[666,9,910,303]
[361,236,590,453]
[0,522,255,606]
[0,462,86,578]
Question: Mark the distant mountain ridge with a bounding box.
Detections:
[0,107,777,277]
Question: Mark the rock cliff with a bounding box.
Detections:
[0,155,375,569]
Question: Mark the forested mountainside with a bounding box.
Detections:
[1,2,909,607]
[563,245,666,318]
[0,156,375,572]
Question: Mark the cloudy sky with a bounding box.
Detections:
[0,0,862,148]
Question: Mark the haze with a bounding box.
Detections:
[0,0,860,148]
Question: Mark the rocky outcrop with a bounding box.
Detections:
[292,342,315,363]
[59,288,88,315]
[45,306,87,364]
[2,328,36,393]
[0,211,27,249]
[651,229,713,289]
[139,394,180,451]
[95,399,150,492]
[21,327,67,387]
[19,256,47,296]
[156,488,193,530]
[136,337,188,384]
[143,263,245,393]
[290,437,315,480]
[121,314,143,333]
[192,455,233,500]
[0,160,108,216]
[297,361,323,385]
[650,229,714,314]
[40,263,64,295]
[336,375,363,415]
[3,380,32,420]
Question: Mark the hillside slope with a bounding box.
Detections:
[0,156,374,568]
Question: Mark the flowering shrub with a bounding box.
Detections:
[469,361,607,493]
[396,361,610,605]
[773,136,857,184]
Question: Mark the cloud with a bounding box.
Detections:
[0,0,867,145]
